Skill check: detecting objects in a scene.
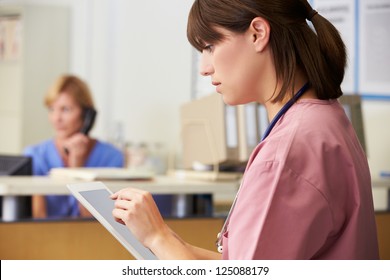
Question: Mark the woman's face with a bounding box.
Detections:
[199,27,270,105]
[48,92,84,139]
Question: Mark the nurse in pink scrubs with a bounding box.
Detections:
[111,0,379,259]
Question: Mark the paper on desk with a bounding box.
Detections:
[49,167,154,181]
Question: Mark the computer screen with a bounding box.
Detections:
[180,93,240,169]
[0,155,33,220]
[339,94,367,153]
[180,94,269,170]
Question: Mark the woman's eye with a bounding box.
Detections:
[62,107,71,113]
[203,44,214,53]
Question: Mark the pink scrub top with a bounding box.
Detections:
[222,99,379,259]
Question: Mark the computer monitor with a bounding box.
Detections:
[339,94,367,153]
[0,155,33,220]
[181,93,240,169]
[180,93,269,170]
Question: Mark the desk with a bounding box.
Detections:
[0,218,225,260]
[0,175,239,195]
[0,175,240,220]
[1,176,390,259]
[0,176,235,259]
[3,176,387,210]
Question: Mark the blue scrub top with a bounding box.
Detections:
[24,139,124,218]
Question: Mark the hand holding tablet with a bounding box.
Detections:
[67,181,157,260]
[111,187,168,250]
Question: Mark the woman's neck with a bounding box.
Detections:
[263,75,317,122]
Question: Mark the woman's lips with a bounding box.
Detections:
[212,81,221,93]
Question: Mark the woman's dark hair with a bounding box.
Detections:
[187,0,346,101]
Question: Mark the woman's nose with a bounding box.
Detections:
[199,53,214,76]
[50,110,62,123]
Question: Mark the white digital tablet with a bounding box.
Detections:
[67,181,157,260]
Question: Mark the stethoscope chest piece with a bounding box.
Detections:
[216,232,223,253]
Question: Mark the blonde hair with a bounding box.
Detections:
[44,74,95,109]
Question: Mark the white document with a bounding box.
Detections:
[67,181,157,260]
[358,0,390,95]
[51,167,154,181]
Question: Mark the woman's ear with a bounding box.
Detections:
[249,17,270,52]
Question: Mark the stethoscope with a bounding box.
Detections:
[216,82,310,254]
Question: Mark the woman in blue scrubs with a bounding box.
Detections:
[24,75,124,219]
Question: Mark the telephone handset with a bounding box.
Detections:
[63,108,97,155]
[80,107,97,136]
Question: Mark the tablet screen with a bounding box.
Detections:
[79,188,157,260]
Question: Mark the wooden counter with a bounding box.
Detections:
[1,213,389,259]
[0,217,224,260]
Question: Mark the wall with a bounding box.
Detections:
[68,0,194,159]
[0,3,69,153]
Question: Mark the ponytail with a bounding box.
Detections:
[298,1,347,99]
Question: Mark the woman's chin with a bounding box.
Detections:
[55,132,73,140]
[221,95,241,106]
